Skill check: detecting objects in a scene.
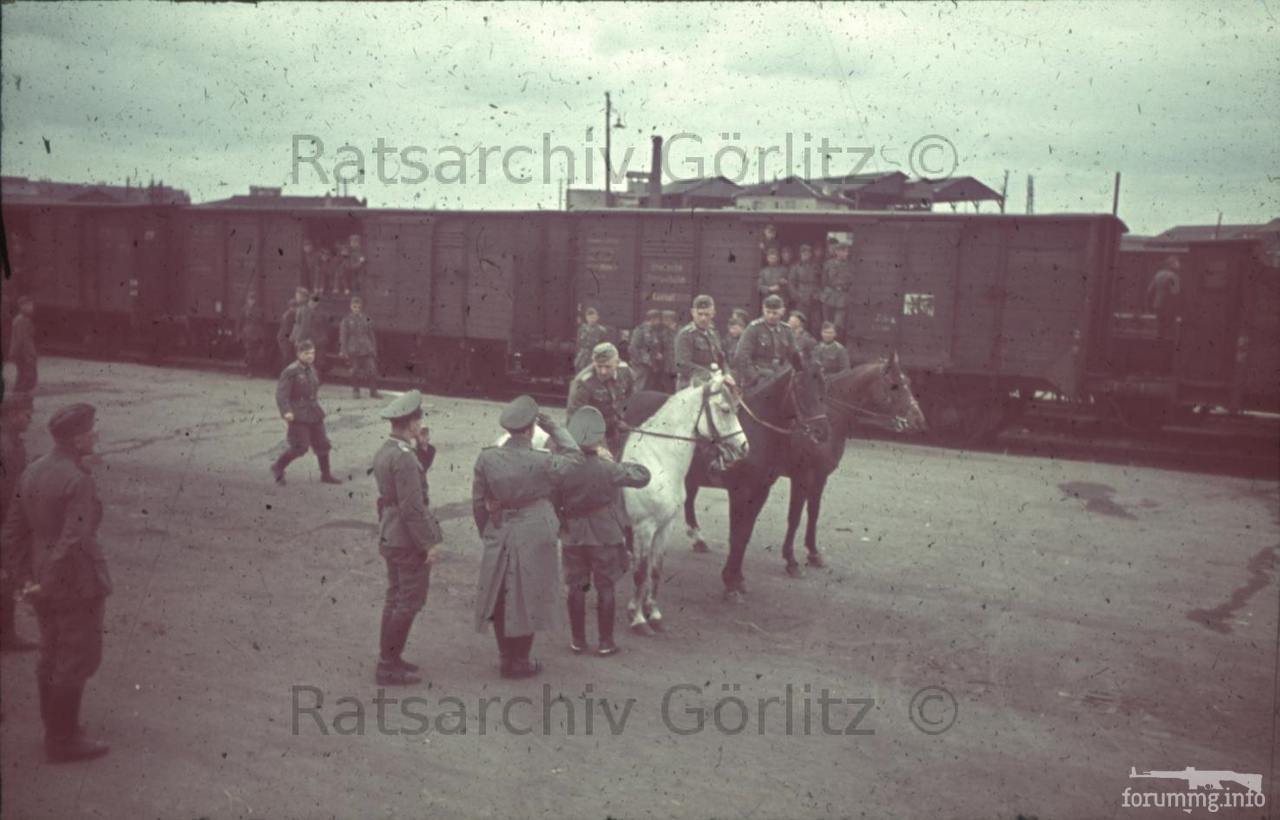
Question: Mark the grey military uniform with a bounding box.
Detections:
[472,426,583,636]
[733,318,798,390]
[566,364,637,454]
[290,301,324,348]
[275,360,331,461]
[373,438,440,555]
[813,340,851,375]
[559,454,650,588]
[674,322,726,390]
[757,265,789,298]
[574,324,609,373]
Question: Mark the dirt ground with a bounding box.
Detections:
[1,357,1276,820]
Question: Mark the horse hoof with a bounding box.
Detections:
[691,540,710,553]
[723,589,746,604]
[631,621,655,636]
[647,616,664,631]
[784,563,802,578]
[806,553,827,569]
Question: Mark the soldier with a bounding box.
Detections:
[0,403,111,762]
[674,294,727,390]
[290,291,325,356]
[1147,255,1182,341]
[559,407,651,657]
[371,391,442,686]
[473,396,583,679]
[757,247,789,303]
[8,296,38,393]
[723,315,747,362]
[339,235,366,295]
[788,311,818,364]
[1,392,38,651]
[271,340,342,486]
[566,342,637,457]
[788,243,822,331]
[813,321,852,375]
[340,296,381,399]
[239,291,270,376]
[627,309,663,391]
[277,288,307,370]
[659,310,679,392]
[574,307,609,374]
[758,222,778,263]
[820,242,855,334]
[733,294,799,391]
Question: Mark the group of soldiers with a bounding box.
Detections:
[755,226,858,336]
[303,235,367,297]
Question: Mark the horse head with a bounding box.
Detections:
[793,360,832,445]
[864,352,926,433]
[698,370,748,467]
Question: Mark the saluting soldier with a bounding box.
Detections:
[733,294,799,391]
[271,339,342,486]
[820,242,855,334]
[0,403,111,762]
[8,296,39,393]
[1,392,38,652]
[371,391,442,686]
[674,294,727,390]
[473,396,583,679]
[339,296,381,399]
[659,310,679,392]
[788,311,818,364]
[627,309,663,391]
[566,342,636,457]
[559,407,651,657]
[813,321,852,375]
[573,307,609,374]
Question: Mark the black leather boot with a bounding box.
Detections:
[317,453,342,485]
[270,452,294,485]
[567,589,588,654]
[376,614,421,685]
[596,584,619,656]
[45,685,109,764]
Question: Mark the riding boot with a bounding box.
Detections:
[376,614,421,686]
[271,450,298,485]
[45,684,109,764]
[0,594,37,652]
[567,589,588,654]
[492,592,510,676]
[596,585,619,656]
[317,453,342,484]
[353,387,362,398]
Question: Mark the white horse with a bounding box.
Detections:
[621,371,747,634]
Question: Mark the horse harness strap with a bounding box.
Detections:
[739,370,828,437]
[629,383,746,445]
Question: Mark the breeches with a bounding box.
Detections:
[350,354,378,380]
[383,548,431,620]
[285,421,331,457]
[35,597,106,687]
[563,544,626,589]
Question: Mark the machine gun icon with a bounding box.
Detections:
[1129,767,1263,796]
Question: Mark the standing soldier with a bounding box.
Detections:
[239,291,270,376]
[674,294,727,390]
[1,403,111,762]
[341,235,367,295]
[627,309,662,391]
[340,296,381,399]
[1146,255,1182,341]
[559,406,651,657]
[723,314,747,362]
[473,397,583,679]
[734,294,800,391]
[277,288,306,370]
[1,392,38,652]
[788,311,818,364]
[659,310,679,392]
[813,322,852,375]
[371,391,442,686]
[8,296,38,393]
[820,241,855,334]
[788,243,822,332]
[290,291,324,358]
[757,247,789,305]
[574,307,609,374]
[270,340,342,486]
[566,342,636,457]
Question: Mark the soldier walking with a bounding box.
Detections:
[733,294,800,391]
[674,294,727,390]
[8,296,38,393]
[270,340,342,486]
[566,342,636,457]
[1,403,111,762]
[340,296,381,399]
[371,391,442,686]
[472,397,582,679]
[1,392,38,651]
[559,407,651,656]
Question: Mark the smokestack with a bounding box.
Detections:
[649,136,663,208]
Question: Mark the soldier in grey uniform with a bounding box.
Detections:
[271,339,342,486]
[658,310,679,392]
[757,247,789,305]
[239,291,270,376]
[339,296,381,399]
[473,396,583,679]
[371,391,442,686]
[566,342,636,457]
[1,403,111,763]
[8,296,38,393]
[674,294,728,390]
[627,309,663,391]
[290,291,324,355]
[558,407,651,656]
[820,242,855,334]
[788,310,818,364]
[734,294,800,391]
[788,243,822,332]
[277,288,307,370]
[723,314,746,362]
[1,392,38,651]
[813,321,852,375]
[574,307,609,374]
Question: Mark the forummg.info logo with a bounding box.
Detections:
[1121,767,1265,814]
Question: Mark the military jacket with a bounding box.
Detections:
[566,364,636,436]
[813,340,851,375]
[628,323,662,368]
[788,261,822,303]
[558,455,651,547]
[674,323,726,389]
[340,313,378,357]
[733,318,798,387]
[793,327,818,362]
[0,446,112,601]
[277,305,297,343]
[574,323,610,372]
[757,264,790,297]
[290,302,324,347]
[372,437,440,554]
[276,361,325,422]
[820,259,856,308]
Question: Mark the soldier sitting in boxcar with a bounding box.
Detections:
[566,342,636,457]
[574,307,610,374]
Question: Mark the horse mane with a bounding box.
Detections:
[831,359,886,395]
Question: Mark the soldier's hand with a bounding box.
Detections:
[535,412,554,431]
[598,446,615,462]
[283,412,295,423]
[417,427,431,447]
[425,545,441,564]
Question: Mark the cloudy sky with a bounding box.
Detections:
[2,1,1276,234]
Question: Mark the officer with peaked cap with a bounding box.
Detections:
[370,390,441,686]
[566,341,637,457]
[734,293,800,391]
[473,396,583,678]
[1,392,37,652]
[1,403,111,762]
[557,407,650,656]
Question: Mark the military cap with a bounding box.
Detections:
[48,403,95,441]
[789,311,808,324]
[592,342,619,363]
[661,310,677,320]
[3,391,34,413]
[728,316,746,329]
[379,390,424,421]
[500,395,539,431]
[763,294,785,309]
[646,309,661,319]
[692,294,715,310]
[567,406,607,449]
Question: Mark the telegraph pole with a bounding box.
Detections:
[605,92,613,207]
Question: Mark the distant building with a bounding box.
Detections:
[198,186,366,209]
[1,175,190,205]
[733,176,851,211]
[1156,218,1280,268]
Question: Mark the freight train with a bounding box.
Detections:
[2,200,1276,443]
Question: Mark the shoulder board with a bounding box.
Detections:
[396,441,414,454]
[617,361,631,371]
[574,367,594,383]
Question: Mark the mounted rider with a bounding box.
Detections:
[733,294,800,392]
[566,342,636,457]
[674,294,727,390]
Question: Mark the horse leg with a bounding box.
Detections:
[645,551,665,629]
[686,471,709,553]
[628,521,656,635]
[781,478,807,577]
[805,474,829,568]
[722,484,770,602]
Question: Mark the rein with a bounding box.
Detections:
[629,383,746,445]
[823,391,906,430]
[738,370,828,437]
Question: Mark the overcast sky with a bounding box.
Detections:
[2,1,1277,234]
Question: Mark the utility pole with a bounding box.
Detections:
[1111,172,1121,216]
[605,92,613,207]
[999,170,1009,214]
[1025,175,1035,215]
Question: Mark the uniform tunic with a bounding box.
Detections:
[372,437,440,617]
[793,327,818,364]
[813,340,851,375]
[290,301,324,349]
[574,324,610,373]
[627,323,662,390]
[733,318,798,390]
[340,312,379,383]
[276,361,331,456]
[1,446,111,686]
[820,258,855,310]
[566,364,637,454]
[558,455,651,586]
[472,429,583,636]
[277,304,298,363]
[723,332,744,363]
[788,261,822,308]
[757,265,790,299]
[673,322,726,389]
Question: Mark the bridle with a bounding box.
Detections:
[629,381,747,447]
[823,372,911,432]
[738,369,829,442]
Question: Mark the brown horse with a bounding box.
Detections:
[779,352,927,574]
